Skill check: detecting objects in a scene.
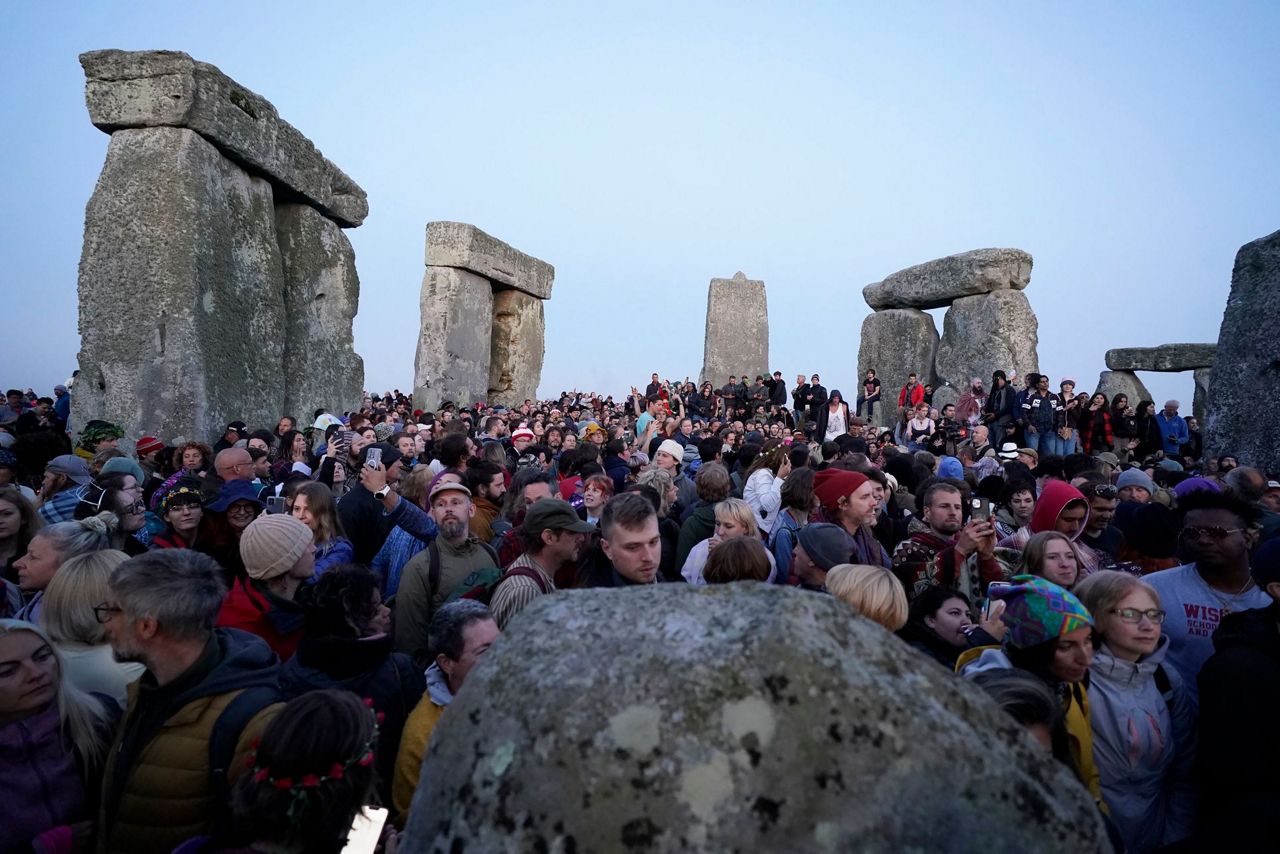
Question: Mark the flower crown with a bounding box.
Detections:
[245,698,382,819]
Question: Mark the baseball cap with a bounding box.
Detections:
[522,498,595,537]
[429,481,471,502]
[46,455,92,485]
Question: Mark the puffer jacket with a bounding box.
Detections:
[1088,638,1195,853]
[280,633,425,805]
[98,629,282,854]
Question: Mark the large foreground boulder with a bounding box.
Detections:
[855,308,938,429]
[402,585,1107,852]
[934,290,1039,395]
[863,248,1032,311]
[1205,229,1280,471]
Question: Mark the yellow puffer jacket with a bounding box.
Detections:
[97,630,282,854]
[391,694,447,827]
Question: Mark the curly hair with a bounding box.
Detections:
[298,564,382,639]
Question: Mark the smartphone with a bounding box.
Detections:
[365,446,383,469]
[265,495,281,512]
[983,581,1017,619]
[339,430,354,451]
[341,806,388,854]
[971,497,992,522]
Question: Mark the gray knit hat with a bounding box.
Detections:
[1116,468,1156,497]
[796,523,856,571]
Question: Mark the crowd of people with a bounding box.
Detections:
[0,368,1277,852]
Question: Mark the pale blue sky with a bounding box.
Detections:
[4,2,1278,414]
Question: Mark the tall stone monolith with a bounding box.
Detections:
[934,290,1039,395]
[413,268,495,410]
[489,290,546,407]
[855,309,938,429]
[76,127,287,440]
[76,50,366,441]
[1204,229,1280,471]
[699,272,769,388]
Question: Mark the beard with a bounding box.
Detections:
[438,517,469,541]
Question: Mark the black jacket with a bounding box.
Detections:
[338,484,395,566]
[1196,601,1280,845]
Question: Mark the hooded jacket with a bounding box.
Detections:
[98,629,282,854]
[280,633,425,804]
[1088,637,1196,852]
[1195,601,1280,845]
[216,577,305,661]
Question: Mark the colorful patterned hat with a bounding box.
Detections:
[989,575,1093,649]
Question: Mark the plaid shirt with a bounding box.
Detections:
[37,486,84,525]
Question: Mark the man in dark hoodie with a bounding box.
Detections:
[1196,537,1280,845]
[98,549,282,854]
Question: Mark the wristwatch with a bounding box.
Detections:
[374,485,392,500]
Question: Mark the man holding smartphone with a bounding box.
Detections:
[893,483,1001,601]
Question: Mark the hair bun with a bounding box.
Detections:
[83,511,120,536]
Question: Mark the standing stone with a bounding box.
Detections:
[934,291,1039,397]
[862,248,1033,311]
[76,127,285,441]
[1192,368,1211,425]
[931,384,960,417]
[402,586,1106,852]
[275,203,364,419]
[856,309,939,430]
[1094,371,1152,409]
[1205,229,1280,470]
[413,268,494,411]
[426,222,554,299]
[488,290,545,407]
[700,272,769,388]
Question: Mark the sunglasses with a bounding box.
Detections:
[1179,525,1245,542]
[1082,484,1118,499]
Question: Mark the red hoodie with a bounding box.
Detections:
[1030,480,1090,538]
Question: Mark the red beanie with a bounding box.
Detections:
[135,436,164,456]
[813,469,869,512]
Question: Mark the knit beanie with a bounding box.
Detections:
[813,469,869,512]
[1116,468,1156,496]
[100,457,146,489]
[937,456,964,480]
[373,423,397,442]
[240,514,314,582]
[135,436,165,456]
[990,575,1093,649]
[657,439,685,464]
[1171,477,1221,499]
[796,523,856,571]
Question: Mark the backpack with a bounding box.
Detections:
[426,538,501,601]
[208,685,282,813]
[447,564,551,606]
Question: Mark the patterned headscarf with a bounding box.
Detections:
[989,575,1093,649]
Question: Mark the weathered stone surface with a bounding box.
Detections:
[931,384,960,416]
[1192,368,1211,426]
[699,272,769,388]
[402,585,1106,852]
[77,128,285,442]
[425,222,554,299]
[274,203,364,418]
[1104,344,1216,372]
[856,309,938,429]
[81,50,367,227]
[488,290,545,407]
[413,267,494,410]
[1205,230,1280,470]
[934,291,1039,398]
[863,248,1033,311]
[1094,371,1152,409]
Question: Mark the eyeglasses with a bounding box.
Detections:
[1083,484,1118,499]
[1109,607,1166,624]
[1179,526,1245,542]
[226,503,259,516]
[93,603,123,624]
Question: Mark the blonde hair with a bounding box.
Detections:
[40,549,130,645]
[1074,570,1161,643]
[714,498,759,539]
[826,564,909,631]
[398,465,434,509]
[0,619,115,770]
[1018,531,1081,585]
[635,467,675,516]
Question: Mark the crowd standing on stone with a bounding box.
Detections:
[1,364,1278,852]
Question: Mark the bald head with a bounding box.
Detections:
[215,447,254,480]
[1224,466,1266,503]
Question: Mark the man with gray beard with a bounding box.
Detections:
[393,481,499,663]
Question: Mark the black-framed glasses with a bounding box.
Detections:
[1179,526,1244,542]
[1109,607,1166,625]
[93,603,123,624]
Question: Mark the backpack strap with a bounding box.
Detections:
[500,566,551,595]
[479,540,500,566]
[209,685,282,813]
[1153,664,1176,715]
